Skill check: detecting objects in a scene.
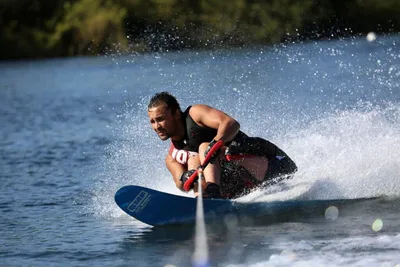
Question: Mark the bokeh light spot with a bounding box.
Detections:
[325,206,339,220]
[372,219,383,232]
[366,32,377,42]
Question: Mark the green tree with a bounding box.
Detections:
[0,0,65,59]
[1,0,400,59]
[47,0,128,56]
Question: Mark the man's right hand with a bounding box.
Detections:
[204,139,224,164]
[180,169,197,189]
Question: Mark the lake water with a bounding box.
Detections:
[1,34,400,266]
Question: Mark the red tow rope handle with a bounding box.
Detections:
[183,140,224,191]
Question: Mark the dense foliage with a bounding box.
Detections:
[1,0,399,59]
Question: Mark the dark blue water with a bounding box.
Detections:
[1,34,400,266]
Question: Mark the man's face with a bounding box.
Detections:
[148,104,180,141]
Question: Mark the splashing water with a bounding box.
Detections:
[240,102,400,202]
[88,35,400,220]
[89,99,400,219]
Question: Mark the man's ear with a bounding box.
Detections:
[174,109,181,120]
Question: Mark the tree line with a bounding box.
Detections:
[1,0,399,60]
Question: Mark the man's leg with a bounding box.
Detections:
[198,142,221,185]
[225,136,298,182]
[198,142,222,198]
[232,156,269,182]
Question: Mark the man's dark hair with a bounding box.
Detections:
[148,92,181,113]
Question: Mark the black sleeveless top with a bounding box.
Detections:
[172,106,216,152]
[172,106,248,152]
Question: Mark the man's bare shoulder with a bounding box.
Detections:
[190,103,212,111]
[189,104,215,118]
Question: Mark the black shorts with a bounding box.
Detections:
[219,136,298,198]
[264,154,298,182]
[228,134,297,180]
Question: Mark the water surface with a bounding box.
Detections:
[1,35,400,266]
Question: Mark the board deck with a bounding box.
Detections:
[115,185,377,226]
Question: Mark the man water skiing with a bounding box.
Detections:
[147,92,297,199]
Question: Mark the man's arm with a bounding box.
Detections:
[189,104,240,143]
[165,154,187,191]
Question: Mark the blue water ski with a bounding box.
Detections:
[115,185,377,226]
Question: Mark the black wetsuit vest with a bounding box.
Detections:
[171,106,285,162]
[172,106,217,152]
[172,106,250,153]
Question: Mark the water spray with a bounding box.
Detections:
[192,169,210,267]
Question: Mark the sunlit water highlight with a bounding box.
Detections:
[193,172,209,267]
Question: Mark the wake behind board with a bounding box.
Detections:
[115,185,378,226]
